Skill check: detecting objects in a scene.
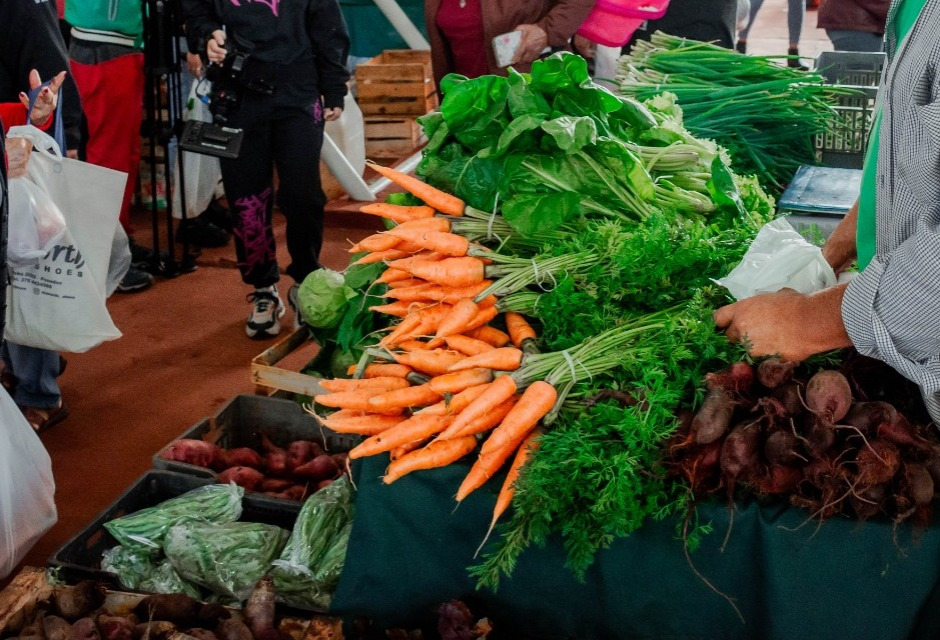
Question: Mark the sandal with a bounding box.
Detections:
[22,402,70,434]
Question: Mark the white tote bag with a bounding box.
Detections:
[0,385,57,579]
[4,125,125,352]
[171,79,223,220]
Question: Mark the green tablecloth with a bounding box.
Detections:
[340,0,427,59]
[332,455,940,639]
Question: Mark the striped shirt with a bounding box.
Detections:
[841,0,940,421]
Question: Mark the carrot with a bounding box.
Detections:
[463,305,500,334]
[474,431,540,557]
[438,395,518,439]
[386,229,470,257]
[383,435,478,484]
[394,349,467,376]
[388,217,451,234]
[348,232,400,253]
[476,295,499,309]
[368,383,443,412]
[468,325,511,347]
[446,347,523,373]
[388,277,428,289]
[419,383,490,416]
[456,437,520,502]
[445,334,495,356]
[480,380,557,456]
[379,313,425,348]
[346,363,413,379]
[426,298,480,348]
[505,312,537,348]
[389,256,486,288]
[384,282,439,302]
[427,367,494,395]
[315,390,406,414]
[318,412,405,435]
[352,248,410,265]
[319,376,410,393]
[447,375,519,436]
[421,281,494,305]
[375,267,412,285]
[349,413,452,459]
[390,438,428,461]
[369,301,422,317]
[397,339,429,352]
[359,202,436,223]
[366,161,465,216]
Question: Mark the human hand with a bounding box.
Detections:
[820,200,859,275]
[207,30,227,64]
[66,149,78,160]
[512,24,549,64]
[19,69,66,127]
[713,285,852,362]
[573,34,597,59]
[5,137,33,179]
[324,106,343,121]
[187,52,205,77]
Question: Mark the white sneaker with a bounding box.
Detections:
[245,285,285,338]
[287,283,303,330]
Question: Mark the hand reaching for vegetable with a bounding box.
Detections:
[19,69,66,127]
[713,285,853,362]
[512,24,549,65]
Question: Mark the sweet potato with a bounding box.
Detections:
[286,441,317,471]
[96,615,136,640]
[691,388,734,445]
[43,616,72,640]
[160,439,222,470]
[258,477,294,493]
[134,595,199,627]
[805,370,852,422]
[216,466,265,491]
[756,357,798,389]
[68,619,100,640]
[293,454,339,481]
[259,434,289,475]
[54,581,105,621]
[220,448,263,470]
[244,579,277,640]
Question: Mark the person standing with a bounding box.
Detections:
[183,0,351,338]
[817,0,889,51]
[737,0,808,68]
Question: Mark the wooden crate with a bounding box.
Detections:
[251,327,327,397]
[364,115,427,158]
[355,50,438,116]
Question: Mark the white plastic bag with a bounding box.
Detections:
[171,80,223,220]
[0,385,57,579]
[6,175,67,267]
[4,124,125,352]
[716,218,837,300]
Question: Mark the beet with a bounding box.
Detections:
[217,466,265,491]
[293,454,339,480]
[195,604,230,628]
[720,423,761,484]
[54,581,105,621]
[771,383,803,417]
[806,421,836,457]
[855,439,901,487]
[705,361,754,393]
[160,439,222,470]
[756,464,803,494]
[877,413,932,452]
[185,630,219,640]
[850,483,886,520]
[763,429,802,466]
[215,620,253,640]
[68,619,100,640]
[903,462,935,507]
[220,447,263,470]
[842,401,897,435]
[286,441,317,471]
[134,595,199,627]
[805,370,853,422]
[96,614,135,640]
[756,357,798,389]
[691,388,735,445]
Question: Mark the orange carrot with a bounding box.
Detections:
[352,248,410,265]
[315,390,406,414]
[421,281,494,304]
[386,229,469,257]
[397,339,429,352]
[467,325,511,347]
[367,383,443,412]
[375,267,412,285]
[444,334,495,356]
[456,437,520,502]
[378,313,424,348]
[349,413,452,459]
[319,376,410,393]
[388,277,428,289]
[359,202,436,223]
[419,383,490,416]
[348,232,400,253]
[383,435,478,484]
[438,395,518,439]
[480,380,557,456]
[427,298,479,348]
[447,347,523,373]
[369,301,421,317]
[474,431,540,556]
[463,305,500,334]
[390,438,429,461]
[389,217,451,234]
[427,367,494,395]
[318,412,405,435]
[346,363,413,379]
[505,312,537,348]
[389,256,486,288]
[366,161,465,216]
[447,375,519,436]
[476,294,498,309]
[384,282,439,302]
[393,349,467,376]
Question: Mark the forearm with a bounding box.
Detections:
[801,283,853,355]
[821,199,858,273]
[535,0,595,47]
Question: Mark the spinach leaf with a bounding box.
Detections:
[502,191,581,236]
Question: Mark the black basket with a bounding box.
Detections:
[153,394,360,497]
[48,470,300,586]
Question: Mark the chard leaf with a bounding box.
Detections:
[439,73,468,95]
[502,191,581,236]
[507,68,551,119]
[440,75,509,150]
[486,114,545,157]
[706,156,748,223]
[417,142,501,210]
[541,115,597,153]
[529,52,590,94]
[590,139,655,202]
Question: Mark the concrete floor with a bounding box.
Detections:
[13,0,836,578]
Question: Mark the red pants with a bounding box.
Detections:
[70,53,144,232]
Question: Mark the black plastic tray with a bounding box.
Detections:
[48,470,300,586]
[152,394,360,488]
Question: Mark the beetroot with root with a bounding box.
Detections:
[217,466,265,491]
[691,388,735,445]
[771,383,803,417]
[763,429,803,467]
[705,361,754,394]
[756,357,798,389]
[805,370,853,423]
[160,439,222,470]
[719,423,761,487]
[755,464,803,494]
[854,439,901,487]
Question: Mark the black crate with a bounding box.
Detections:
[48,470,300,586]
[153,395,360,492]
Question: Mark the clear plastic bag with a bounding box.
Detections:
[6,175,67,267]
[716,218,837,300]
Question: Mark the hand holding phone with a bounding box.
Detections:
[492,24,550,67]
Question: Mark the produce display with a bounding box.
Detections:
[617,32,844,191]
[158,436,349,500]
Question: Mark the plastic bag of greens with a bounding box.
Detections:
[104,484,243,555]
[296,269,356,329]
[271,476,354,609]
[164,521,289,601]
[101,545,158,590]
[139,559,203,599]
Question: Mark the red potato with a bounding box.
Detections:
[217,466,265,491]
[220,447,263,470]
[805,370,853,422]
[293,454,339,481]
[160,439,222,470]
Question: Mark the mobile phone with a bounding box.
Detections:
[492,30,523,68]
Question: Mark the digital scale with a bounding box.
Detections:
[778,165,863,238]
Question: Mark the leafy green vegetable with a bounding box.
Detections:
[501,192,581,237]
[297,269,356,330]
